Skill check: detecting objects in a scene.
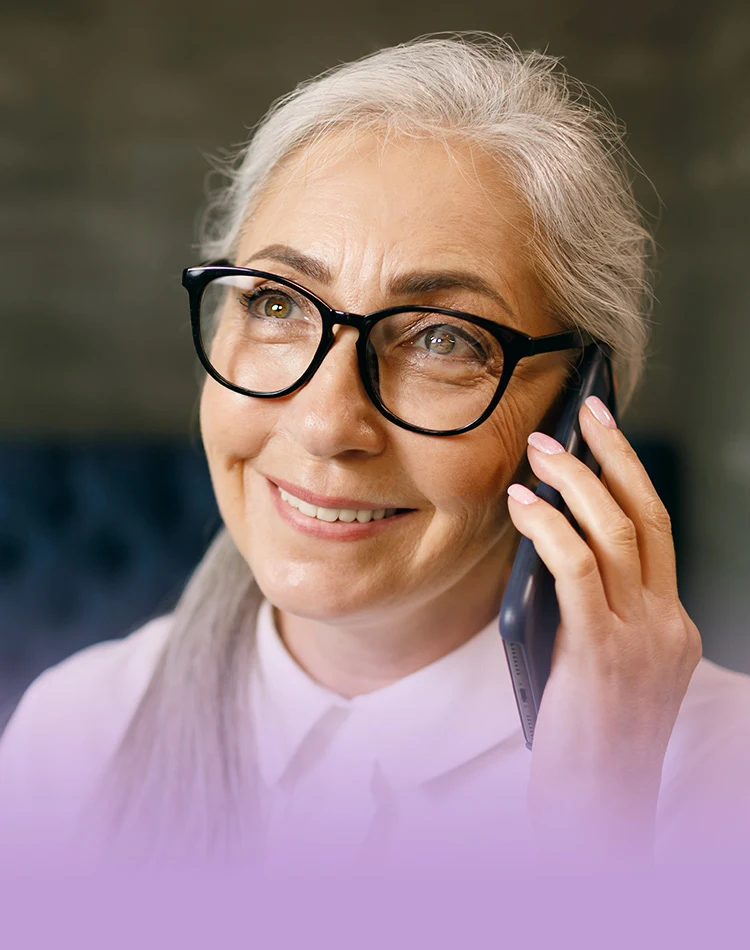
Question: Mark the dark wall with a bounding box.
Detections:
[2,0,749,667]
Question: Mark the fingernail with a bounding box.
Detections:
[528,432,565,455]
[585,395,617,429]
[507,483,538,505]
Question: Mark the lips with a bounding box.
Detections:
[266,475,415,540]
[269,475,412,514]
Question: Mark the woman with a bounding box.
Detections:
[1,33,749,879]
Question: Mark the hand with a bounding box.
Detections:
[506,396,702,871]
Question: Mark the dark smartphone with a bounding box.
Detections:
[499,343,618,750]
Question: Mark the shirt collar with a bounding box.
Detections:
[250,599,522,791]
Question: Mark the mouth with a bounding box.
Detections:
[267,475,415,528]
[278,486,406,524]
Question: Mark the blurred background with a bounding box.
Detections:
[1,0,749,721]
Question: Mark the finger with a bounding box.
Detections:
[507,484,611,645]
[579,397,678,598]
[525,433,644,623]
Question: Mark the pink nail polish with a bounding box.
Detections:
[585,395,617,429]
[507,483,538,505]
[527,432,565,455]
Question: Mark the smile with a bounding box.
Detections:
[278,487,400,524]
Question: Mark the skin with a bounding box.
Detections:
[200,130,702,868]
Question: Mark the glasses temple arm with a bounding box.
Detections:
[526,330,601,356]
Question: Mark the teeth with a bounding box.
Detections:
[278,487,398,524]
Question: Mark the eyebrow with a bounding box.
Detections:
[241,243,515,319]
[242,244,333,284]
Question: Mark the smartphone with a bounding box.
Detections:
[499,343,618,750]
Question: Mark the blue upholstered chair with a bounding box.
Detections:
[0,441,221,726]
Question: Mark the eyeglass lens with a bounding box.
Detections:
[200,275,506,431]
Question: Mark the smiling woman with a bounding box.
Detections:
[197,133,582,638]
[1,33,749,880]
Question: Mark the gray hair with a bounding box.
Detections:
[97,33,655,863]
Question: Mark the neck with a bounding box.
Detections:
[274,538,516,699]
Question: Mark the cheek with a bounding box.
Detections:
[415,408,529,525]
[199,383,276,524]
[200,381,271,462]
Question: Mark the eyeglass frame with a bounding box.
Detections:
[182,260,598,437]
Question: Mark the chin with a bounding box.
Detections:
[250,558,400,623]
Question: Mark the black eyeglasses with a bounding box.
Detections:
[182,261,595,436]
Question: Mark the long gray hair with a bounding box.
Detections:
[97,33,654,864]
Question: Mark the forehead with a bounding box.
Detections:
[241,129,532,264]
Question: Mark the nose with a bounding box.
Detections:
[278,327,388,459]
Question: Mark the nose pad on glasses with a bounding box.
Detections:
[301,325,370,405]
[366,342,380,393]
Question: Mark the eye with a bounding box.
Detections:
[422,327,459,355]
[415,323,486,360]
[238,286,307,321]
[260,291,294,319]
